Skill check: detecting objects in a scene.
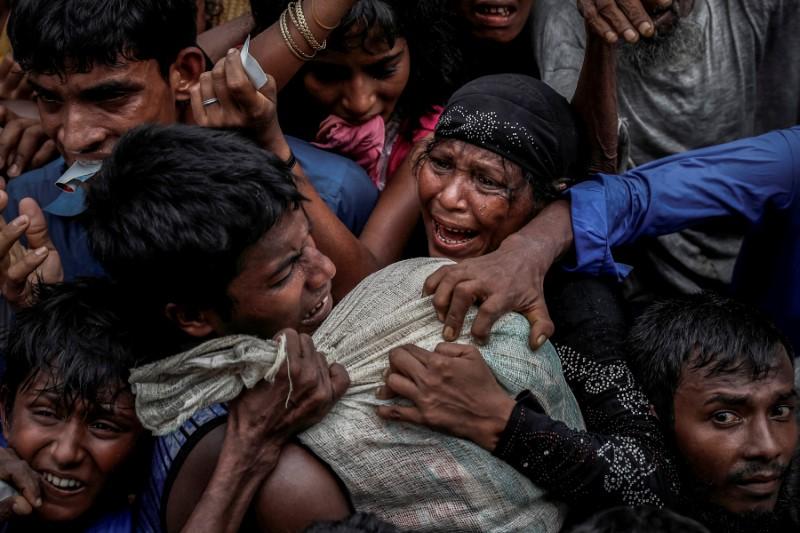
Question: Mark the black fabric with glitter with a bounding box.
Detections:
[434,73,582,182]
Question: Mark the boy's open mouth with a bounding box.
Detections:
[42,471,86,493]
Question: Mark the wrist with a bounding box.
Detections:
[509,201,574,263]
[474,394,517,452]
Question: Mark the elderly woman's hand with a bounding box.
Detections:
[376,343,516,452]
[577,0,672,43]
[423,201,574,350]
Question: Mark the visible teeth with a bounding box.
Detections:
[43,472,83,490]
[435,221,477,245]
[305,296,328,319]
[478,6,512,16]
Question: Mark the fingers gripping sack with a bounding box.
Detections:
[130,258,584,532]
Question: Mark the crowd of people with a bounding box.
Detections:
[0,0,796,532]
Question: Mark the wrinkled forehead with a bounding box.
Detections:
[28,57,167,91]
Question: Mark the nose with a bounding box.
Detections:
[58,104,106,157]
[744,416,784,462]
[437,173,469,212]
[340,74,377,123]
[49,419,86,468]
[303,246,336,290]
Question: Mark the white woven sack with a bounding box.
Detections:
[301,257,584,532]
[130,258,585,531]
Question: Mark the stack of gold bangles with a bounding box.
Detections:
[280,0,334,61]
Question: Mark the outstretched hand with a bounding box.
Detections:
[577,0,672,43]
[376,343,515,452]
[0,192,63,308]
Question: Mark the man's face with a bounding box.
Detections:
[673,351,798,514]
[28,59,179,166]
[4,372,143,522]
[220,209,337,338]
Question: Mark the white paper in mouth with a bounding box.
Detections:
[240,35,269,90]
[55,160,103,192]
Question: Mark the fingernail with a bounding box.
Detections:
[8,164,18,176]
[12,215,27,227]
[639,22,653,35]
[437,312,444,322]
[382,368,390,381]
[228,48,237,55]
[536,335,547,347]
[34,246,47,256]
[34,498,42,507]
[375,386,383,398]
[11,501,20,513]
[604,31,618,43]
[443,326,455,340]
[623,29,637,41]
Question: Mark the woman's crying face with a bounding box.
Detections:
[417,138,536,261]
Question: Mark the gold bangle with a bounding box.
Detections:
[310,0,339,30]
[288,1,326,52]
[279,8,315,61]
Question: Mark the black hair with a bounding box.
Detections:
[626,292,794,427]
[1,279,139,419]
[251,0,457,139]
[83,123,304,360]
[8,0,198,78]
[569,505,710,533]
[1,279,152,515]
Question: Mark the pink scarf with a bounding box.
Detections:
[312,114,385,187]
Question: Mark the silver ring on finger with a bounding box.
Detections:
[202,97,220,107]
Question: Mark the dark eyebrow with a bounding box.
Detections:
[80,80,143,100]
[704,393,750,407]
[365,50,404,69]
[776,390,798,402]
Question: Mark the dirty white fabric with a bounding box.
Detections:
[130,258,584,532]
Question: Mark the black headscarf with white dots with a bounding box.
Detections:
[434,74,583,183]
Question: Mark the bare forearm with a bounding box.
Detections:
[198,14,255,63]
[571,26,618,174]
[251,0,356,90]
[506,200,574,268]
[180,440,282,533]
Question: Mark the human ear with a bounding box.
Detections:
[169,46,206,103]
[164,303,217,338]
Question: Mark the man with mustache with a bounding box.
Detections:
[627,293,799,532]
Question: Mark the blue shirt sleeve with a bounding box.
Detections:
[565,126,800,278]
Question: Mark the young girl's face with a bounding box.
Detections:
[3,372,143,522]
[302,32,411,125]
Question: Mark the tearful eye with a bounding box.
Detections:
[475,174,502,189]
[429,156,453,172]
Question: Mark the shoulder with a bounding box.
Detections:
[253,442,351,531]
[6,158,65,208]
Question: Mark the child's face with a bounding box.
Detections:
[302,33,410,125]
[3,372,143,522]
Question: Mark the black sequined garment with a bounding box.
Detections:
[493,273,681,519]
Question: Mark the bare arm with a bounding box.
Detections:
[358,139,427,268]
[249,0,357,90]
[197,13,255,63]
[171,331,350,533]
[571,25,618,174]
